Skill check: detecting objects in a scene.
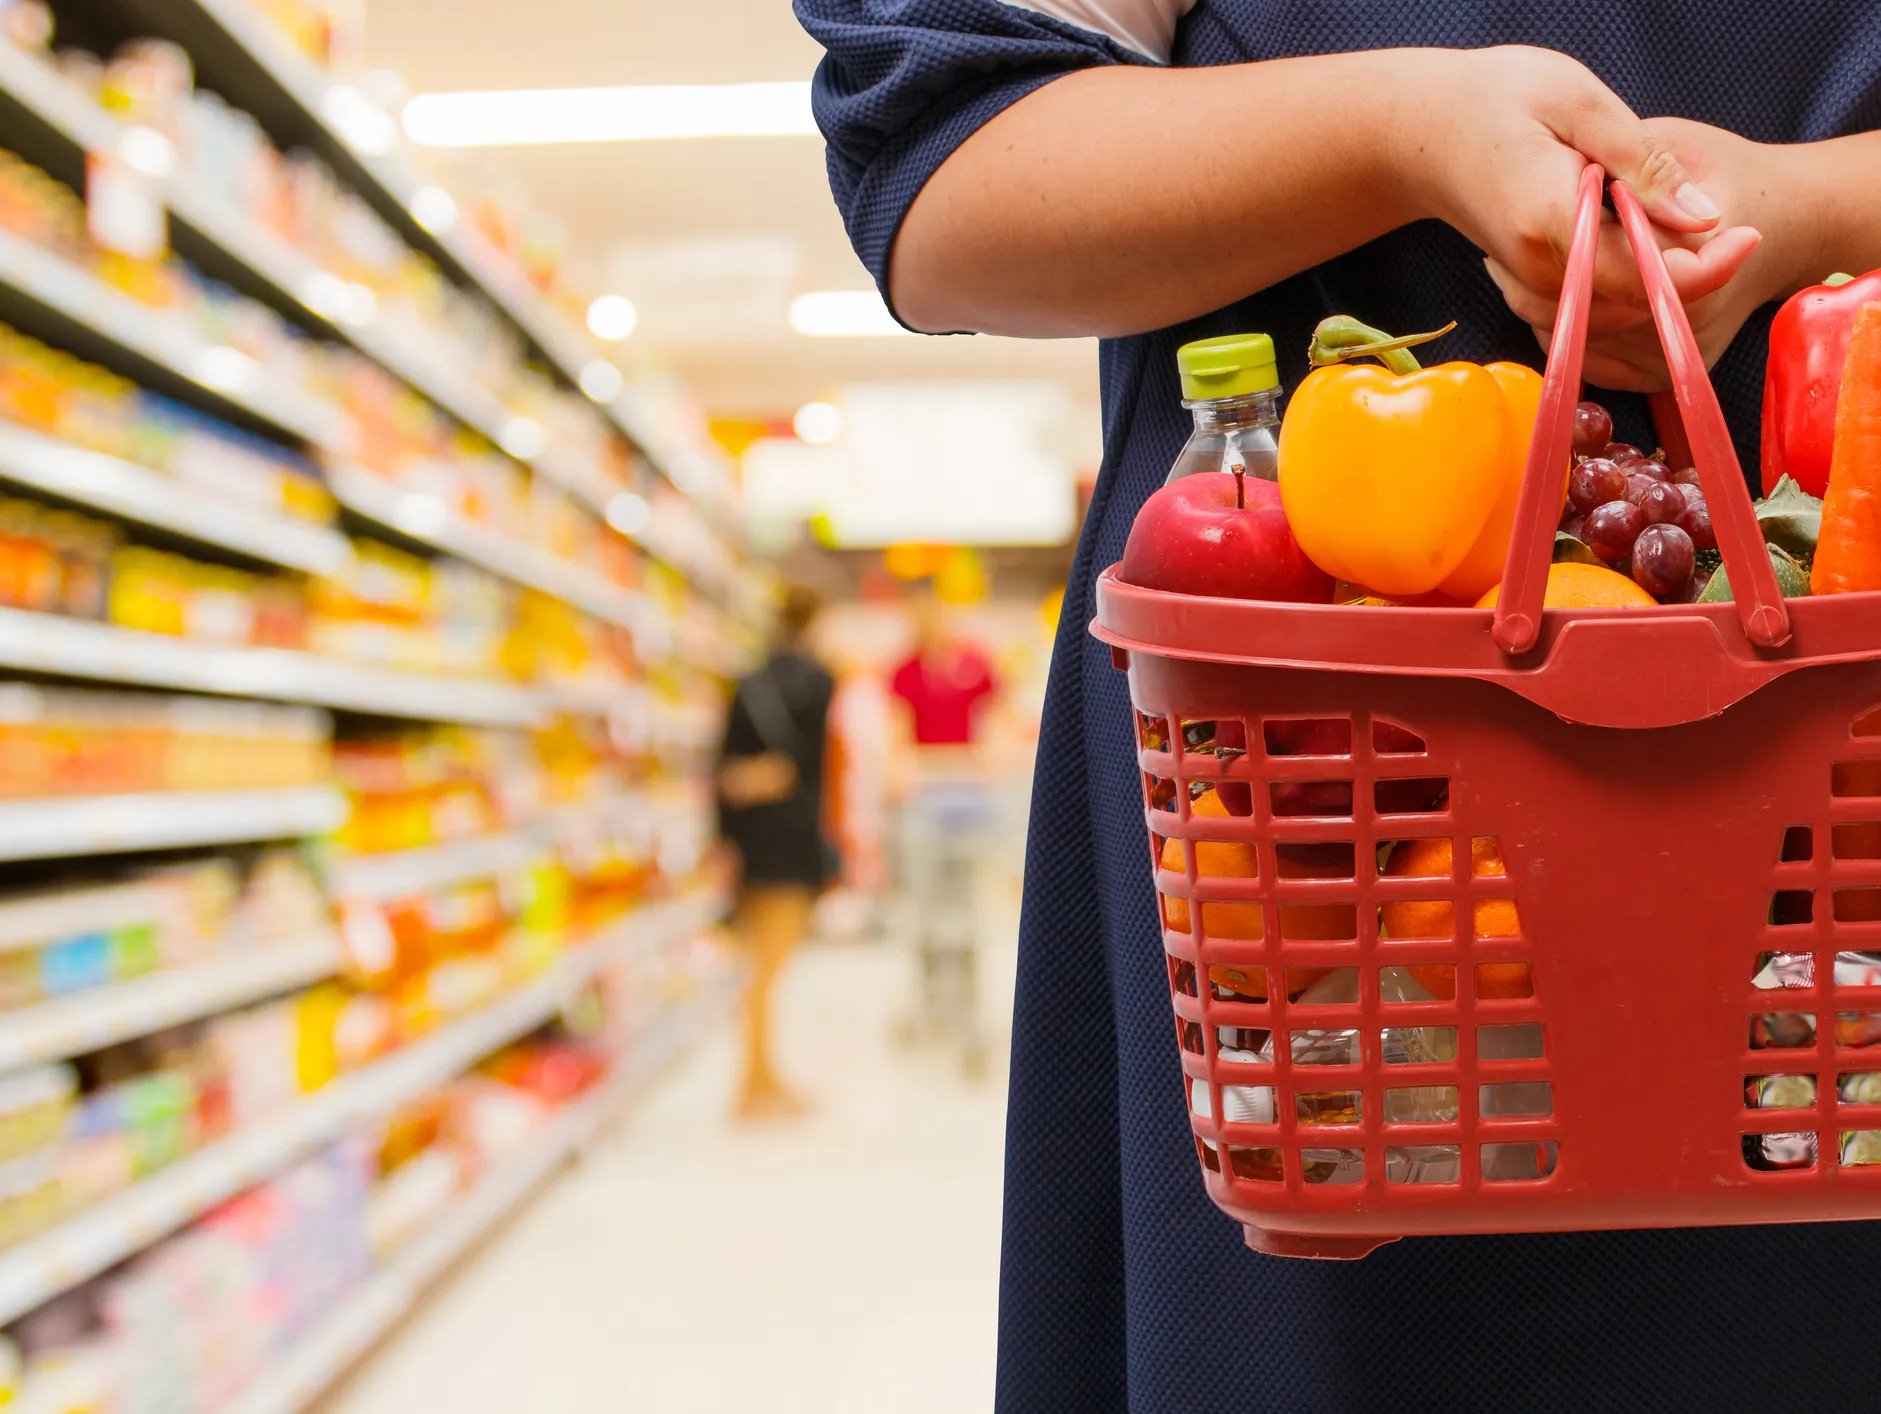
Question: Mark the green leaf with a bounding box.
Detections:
[1755,474,1823,559]
[1552,531,1601,566]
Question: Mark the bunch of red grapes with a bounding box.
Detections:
[1560,401,1715,601]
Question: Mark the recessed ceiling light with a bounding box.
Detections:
[792,401,843,444]
[402,81,816,148]
[408,185,458,234]
[787,290,909,338]
[587,294,639,343]
[579,359,624,403]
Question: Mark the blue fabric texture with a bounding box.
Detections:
[796,3,1881,1409]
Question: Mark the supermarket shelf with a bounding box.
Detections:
[0,787,346,863]
[0,932,342,1073]
[232,980,731,1414]
[334,831,539,902]
[82,0,716,504]
[166,187,517,440]
[0,226,345,451]
[328,462,652,636]
[0,606,542,727]
[0,44,622,512]
[0,890,717,1327]
[0,423,350,576]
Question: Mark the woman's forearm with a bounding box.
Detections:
[1799,132,1881,287]
[890,52,1427,338]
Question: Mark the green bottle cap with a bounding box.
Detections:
[1177,333,1278,402]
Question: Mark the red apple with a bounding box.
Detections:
[1119,472,1334,603]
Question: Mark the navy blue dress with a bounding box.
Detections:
[796,4,1881,1408]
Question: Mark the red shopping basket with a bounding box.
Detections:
[1093,168,1881,1259]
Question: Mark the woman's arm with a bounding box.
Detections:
[891,45,1749,339]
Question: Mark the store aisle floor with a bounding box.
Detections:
[328,935,1015,1414]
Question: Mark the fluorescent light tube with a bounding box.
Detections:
[787,291,908,339]
[403,82,816,148]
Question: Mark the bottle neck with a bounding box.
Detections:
[1186,390,1279,435]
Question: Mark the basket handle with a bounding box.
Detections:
[1491,172,1792,654]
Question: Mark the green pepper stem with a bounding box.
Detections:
[1308,316,1457,374]
[1826,272,1858,288]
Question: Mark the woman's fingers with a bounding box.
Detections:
[1486,257,1654,337]
[1589,219,1761,310]
[1556,84,1721,235]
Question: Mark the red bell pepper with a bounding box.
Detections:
[1762,268,1881,497]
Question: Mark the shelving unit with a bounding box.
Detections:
[0,423,350,576]
[333,830,540,902]
[0,228,346,449]
[0,889,718,1329]
[0,932,342,1073]
[327,463,653,637]
[229,975,733,1414]
[0,9,750,1399]
[0,605,543,726]
[0,787,345,863]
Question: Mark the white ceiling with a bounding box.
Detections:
[359,0,1102,424]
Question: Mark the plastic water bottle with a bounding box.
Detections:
[1166,333,1282,485]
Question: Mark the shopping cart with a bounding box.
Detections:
[892,766,998,1078]
[1094,169,1881,1258]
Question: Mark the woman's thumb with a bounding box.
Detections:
[1565,97,1720,233]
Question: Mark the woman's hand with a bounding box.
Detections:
[1482,116,1816,391]
[1405,48,1763,380]
[719,753,799,808]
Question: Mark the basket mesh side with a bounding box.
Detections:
[1744,704,1881,1175]
[1138,707,1560,1204]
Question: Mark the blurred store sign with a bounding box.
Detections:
[742,381,1078,547]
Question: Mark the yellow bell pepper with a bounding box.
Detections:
[1278,318,1546,599]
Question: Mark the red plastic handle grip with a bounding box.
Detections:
[1492,165,1603,655]
[1492,172,1792,654]
[1611,182,1790,648]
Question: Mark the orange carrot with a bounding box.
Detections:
[1813,301,1881,594]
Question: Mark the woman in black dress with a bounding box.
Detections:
[717,584,835,1118]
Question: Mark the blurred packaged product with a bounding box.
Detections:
[0,686,329,795]
[309,539,511,679]
[0,322,333,525]
[334,724,533,854]
[0,848,327,1012]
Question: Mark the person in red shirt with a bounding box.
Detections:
[886,584,1002,1073]
[888,587,999,751]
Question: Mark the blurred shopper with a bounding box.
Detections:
[717,585,835,1119]
[888,586,1003,1074]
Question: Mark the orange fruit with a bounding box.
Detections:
[1160,790,1350,999]
[1474,562,1656,610]
[1380,836,1529,999]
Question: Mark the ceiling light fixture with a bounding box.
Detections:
[787,290,908,339]
[402,81,816,148]
[792,401,844,444]
[586,294,639,343]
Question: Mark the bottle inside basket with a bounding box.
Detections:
[1167,334,1281,485]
